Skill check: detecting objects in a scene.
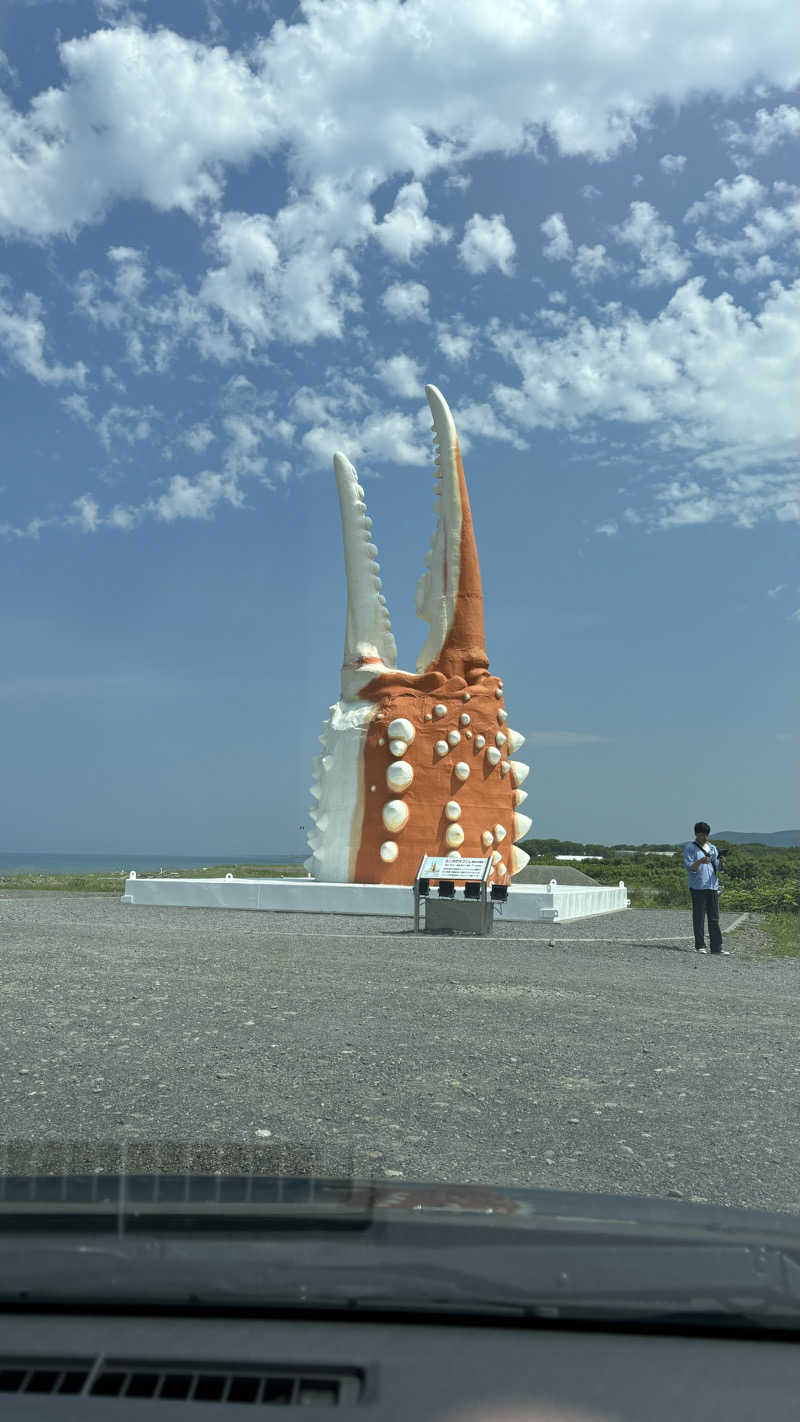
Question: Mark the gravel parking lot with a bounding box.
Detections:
[1,892,797,1214]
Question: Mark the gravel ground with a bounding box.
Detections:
[0,892,797,1214]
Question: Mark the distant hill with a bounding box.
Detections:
[715,830,799,847]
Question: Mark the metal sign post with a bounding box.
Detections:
[413,855,494,935]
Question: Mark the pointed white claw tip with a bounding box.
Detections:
[433,704,447,718]
[388,717,415,744]
[509,760,530,787]
[453,761,470,781]
[386,761,414,792]
[486,747,501,766]
[380,841,399,863]
[445,823,465,848]
[494,824,507,843]
[507,729,525,753]
[496,732,507,747]
[435,739,448,756]
[497,709,507,724]
[481,830,494,848]
[511,846,530,875]
[444,800,461,822]
[513,813,533,841]
[389,739,407,757]
[447,729,460,746]
[495,688,502,699]
[512,789,528,807]
[474,735,486,750]
[310,784,322,801]
[500,761,510,776]
[491,850,503,865]
[460,713,470,726]
[382,800,409,833]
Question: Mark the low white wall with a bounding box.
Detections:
[122,875,629,923]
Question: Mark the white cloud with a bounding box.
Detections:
[581,184,602,201]
[200,199,365,347]
[1,6,797,255]
[61,392,93,425]
[0,26,277,238]
[490,276,799,526]
[381,280,430,322]
[303,408,427,469]
[0,281,87,385]
[659,153,686,175]
[653,472,798,529]
[183,423,216,453]
[154,471,244,521]
[374,181,450,262]
[722,103,800,162]
[376,354,423,398]
[459,213,516,275]
[60,466,248,532]
[72,494,101,532]
[685,173,766,224]
[687,179,798,283]
[572,243,616,284]
[448,401,528,451]
[96,403,157,450]
[435,320,478,364]
[612,201,691,286]
[541,212,573,261]
[595,521,618,535]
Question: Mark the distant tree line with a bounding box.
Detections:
[520,839,799,914]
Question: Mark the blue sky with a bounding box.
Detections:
[1,0,797,854]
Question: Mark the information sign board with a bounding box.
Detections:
[419,855,491,881]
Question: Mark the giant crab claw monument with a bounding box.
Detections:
[306,385,532,887]
[123,385,630,916]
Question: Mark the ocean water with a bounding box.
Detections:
[0,851,305,875]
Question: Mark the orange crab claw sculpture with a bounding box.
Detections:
[306,385,531,887]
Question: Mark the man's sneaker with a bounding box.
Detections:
[695,946,708,953]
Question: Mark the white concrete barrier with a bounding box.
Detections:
[122,874,629,923]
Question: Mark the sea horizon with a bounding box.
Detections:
[0,850,307,875]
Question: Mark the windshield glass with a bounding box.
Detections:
[0,0,797,1291]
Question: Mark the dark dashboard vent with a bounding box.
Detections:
[0,1359,362,1405]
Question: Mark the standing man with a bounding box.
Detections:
[684,821,729,955]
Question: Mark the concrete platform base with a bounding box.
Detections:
[122,875,630,923]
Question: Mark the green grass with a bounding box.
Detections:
[755,912,799,958]
[0,864,306,893]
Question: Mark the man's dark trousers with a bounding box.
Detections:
[691,889,723,952]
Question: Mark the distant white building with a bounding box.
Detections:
[555,854,604,862]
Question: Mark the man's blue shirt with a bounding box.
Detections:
[684,841,720,890]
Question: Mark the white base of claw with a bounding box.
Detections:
[306,699,378,882]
